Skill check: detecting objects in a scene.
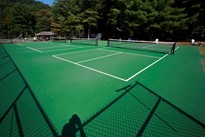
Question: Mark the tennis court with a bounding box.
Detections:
[1,40,205,136]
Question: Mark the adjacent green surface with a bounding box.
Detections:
[1,41,205,135]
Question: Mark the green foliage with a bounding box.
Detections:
[124,0,189,40]
[51,0,82,37]
[51,0,101,38]
[0,0,51,38]
[0,0,204,41]
[35,9,52,32]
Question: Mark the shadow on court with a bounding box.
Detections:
[0,44,58,137]
[71,81,205,136]
[60,114,86,137]
[1,44,205,136]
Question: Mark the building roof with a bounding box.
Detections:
[36,31,55,36]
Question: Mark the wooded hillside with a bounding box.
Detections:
[0,0,204,41]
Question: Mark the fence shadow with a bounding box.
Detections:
[0,44,58,137]
[74,81,205,136]
[1,43,205,136]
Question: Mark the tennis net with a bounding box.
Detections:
[51,37,66,43]
[108,39,176,54]
[70,38,98,46]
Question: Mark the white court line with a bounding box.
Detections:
[125,54,169,81]
[99,48,160,59]
[201,59,205,75]
[42,47,83,53]
[97,48,119,53]
[16,44,24,46]
[54,49,99,56]
[52,48,179,82]
[27,46,82,53]
[35,45,70,49]
[98,43,107,46]
[142,45,156,48]
[52,55,127,82]
[110,42,171,52]
[27,47,42,53]
[77,52,122,63]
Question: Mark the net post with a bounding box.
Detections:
[171,42,176,54]
[96,38,98,46]
[107,39,110,47]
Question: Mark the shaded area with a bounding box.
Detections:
[74,81,205,136]
[1,43,205,136]
[60,114,86,137]
[0,44,58,137]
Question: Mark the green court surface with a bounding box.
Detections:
[0,41,205,136]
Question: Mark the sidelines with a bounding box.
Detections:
[41,47,83,53]
[54,49,99,56]
[202,59,205,75]
[125,54,169,81]
[99,48,160,59]
[27,46,83,53]
[77,52,123,63]
[142,45,156,49]
[16,44,24,46]
[33,45,70,49]
[27,47,42,53]
[28,45,179,81]
[52,50,169,82]
[124,46,182,81]
[52,55,127,82]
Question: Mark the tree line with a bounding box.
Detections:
[0,0,204,41]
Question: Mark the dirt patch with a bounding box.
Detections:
[176,41,205,46]
[202,60,205,71]
[176,42,192,46]
[200,47,205,55]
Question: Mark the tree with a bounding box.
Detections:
[52,0,101,38]
[51,0,83,37]
[123,0,189,41]
[1,0,203,41]
[35,9,52,32]
[0,0,51,39]
[9,3,36,37]
[81,0,102,38]
[181,0,205,40]
[99,0,127,39]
